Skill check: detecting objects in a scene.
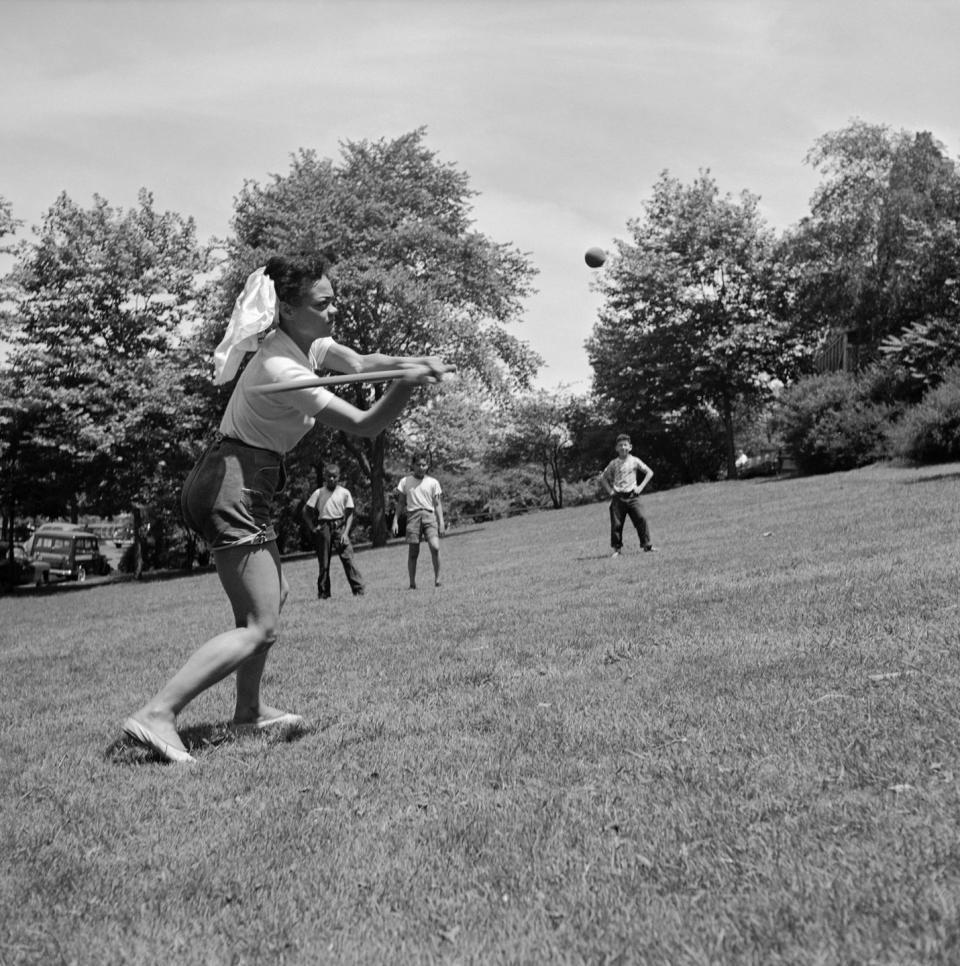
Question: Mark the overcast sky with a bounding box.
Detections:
[2,0,958,389]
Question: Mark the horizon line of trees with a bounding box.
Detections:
[2,118,959,573]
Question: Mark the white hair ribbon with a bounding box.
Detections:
[212,267,279,385]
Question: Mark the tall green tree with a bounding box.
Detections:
[491,389,578,508]
[4,190,210,543]
[783,119,960,349]
[203,128,541,545]
[0,196,17,245]
[587,171,803,479]
[399,372,507,472]
[0,196,22,341]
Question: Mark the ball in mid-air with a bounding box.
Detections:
[584,247,607,268]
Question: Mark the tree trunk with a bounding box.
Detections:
[368,433,389,547]
[542,454,563,509]
[131,505,144,579]
[5,436,18,567]
[722,394,737,480]
[341,431,391,547]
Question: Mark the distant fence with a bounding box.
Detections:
[815,331,847,373]
[814,330,875,374]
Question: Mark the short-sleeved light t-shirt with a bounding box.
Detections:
[397,475,442,512]
[219,331,336,454]
[602,455,648,495]
[306,484,354,520]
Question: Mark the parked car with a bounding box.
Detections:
[0,543,52,589]
[29,527,110,582]
[112,524,133,548]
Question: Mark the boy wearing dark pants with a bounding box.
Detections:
[600,434,656,557]
[302,464,364,598]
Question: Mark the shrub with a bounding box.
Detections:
[440,464,597,523]
[889,367,960,463]
[775,372,892,475]
[877,316,960,399]
[857,359,921,411]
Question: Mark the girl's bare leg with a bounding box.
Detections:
[128,542,283,752]
[233,568,291,723]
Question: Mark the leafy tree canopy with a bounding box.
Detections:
[783,119,960,344]
[587,170,805,478]
[3,190,211,522]
[199,128,542,544]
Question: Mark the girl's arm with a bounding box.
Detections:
[322,342,446,378]
[313,368,435,439]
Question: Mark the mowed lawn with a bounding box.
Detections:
[2,463,960,965]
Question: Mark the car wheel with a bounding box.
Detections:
[76,566,87,583]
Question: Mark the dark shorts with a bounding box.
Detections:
[405,508,438,544]
[180,435,285,551]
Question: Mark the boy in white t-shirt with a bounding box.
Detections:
[391,452,445,588]
[302,463,364,598]
[599,434,656,557]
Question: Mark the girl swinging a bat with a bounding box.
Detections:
[122,253,450,763]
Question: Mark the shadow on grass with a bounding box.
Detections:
[573,550,649,561]
[105,719,310,766]
[437,525,486,539]
[748,472,801,485]
[902,468,960,485]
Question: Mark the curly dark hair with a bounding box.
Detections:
[263,253,330,305]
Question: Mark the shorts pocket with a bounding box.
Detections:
[252,464,281,494]
[241,487,271,521]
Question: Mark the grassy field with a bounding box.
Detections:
[2,462,960,965]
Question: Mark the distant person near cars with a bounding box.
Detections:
[392,453,444,589]
[302,464,364,599]
[600,433,656,557]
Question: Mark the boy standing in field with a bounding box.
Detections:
[391,453,444,588]
[600,433,656,557]
[302,464,364,599]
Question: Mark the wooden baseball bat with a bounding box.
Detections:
[254,369,412,394]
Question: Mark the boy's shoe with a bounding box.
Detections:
[611,550,621,558]
[643,545,658,552]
